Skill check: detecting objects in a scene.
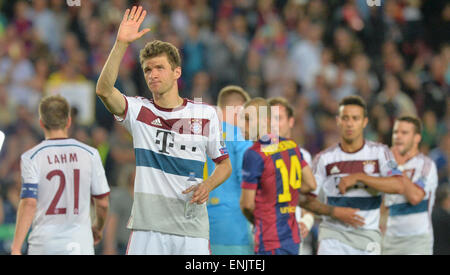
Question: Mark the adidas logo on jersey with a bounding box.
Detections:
[151,118,162,127]
[330,165,340,174]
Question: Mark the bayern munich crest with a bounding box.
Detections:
[363,161,376,174]
[190,119,202,135]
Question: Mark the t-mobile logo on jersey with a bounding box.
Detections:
[366,0,381,6]
[156,130,175,154]
[156,130,198,154]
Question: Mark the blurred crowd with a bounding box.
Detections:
[0,0,448,254]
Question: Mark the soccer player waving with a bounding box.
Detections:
[96,6,231,255]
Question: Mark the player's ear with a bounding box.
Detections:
[66,116,72,130]
[174,66,181,80]
[39,119,45,130]
[288,117,295,128]
[414,132,422,145]
[363,116,369,128]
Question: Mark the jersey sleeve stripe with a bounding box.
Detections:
[212,154,229,164]
[92,192,110,199]
[241,181,258,190]
[113,94,129,122]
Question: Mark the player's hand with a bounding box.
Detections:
[299,222,310,239]
[10,249,21,255]
[332,207,365,228]
[92,226,103,245]
[182,182,210,204]
[379,223,387,235]
[338,174,361,194]
[117,6,150,44]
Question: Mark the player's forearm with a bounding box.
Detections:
[103,215,118,253]
[96,41,129,97]
[379,203,389,234]
[300,166,317,194]
[93,197,109,232]
[298,193,334,217]
[402,176,425,205]
[11,199,36,253]
[203,158,232,192]
[241,207,255,225]
[357,174,405,194]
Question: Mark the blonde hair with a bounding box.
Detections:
[268,97,294,118]
[244,97,271,118]
[39,95,70,130]
[217,85,251,108]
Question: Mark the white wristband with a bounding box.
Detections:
[299,213,314,231]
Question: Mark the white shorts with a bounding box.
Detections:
[126,230,210,255]
[317,238,380,255]
[28,241,94,255]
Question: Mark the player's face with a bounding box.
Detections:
[271,105,293,138]
[392,121,419,155]
[242,110,257,141]
[241,105,270,141]
[223,93,246,126]
[336,105,368,143]
[143,54,181,96]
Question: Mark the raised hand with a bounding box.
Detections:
[117,6,150,44]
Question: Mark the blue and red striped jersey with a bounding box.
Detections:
[241,135,308,252]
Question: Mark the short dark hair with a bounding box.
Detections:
[140,40,181,70]
[338,95,368,117]
[268,97,294,118]
[396,115,422,134]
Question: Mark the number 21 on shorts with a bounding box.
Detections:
[276,155,302,203]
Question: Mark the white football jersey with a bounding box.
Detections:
[20,138,110,255]
[114,96,228,240]
[312,140,402,231]
[384,153,438,237]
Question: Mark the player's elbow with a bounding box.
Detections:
[308,179,317,193]
[95,81,112,98]
[406,188,425,206]
[407,194,423,206]
[94,195,110,211]
[95,87,108,98]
